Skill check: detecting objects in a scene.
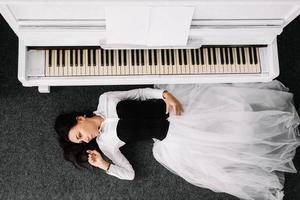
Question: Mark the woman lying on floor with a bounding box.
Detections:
[55,80,300,200]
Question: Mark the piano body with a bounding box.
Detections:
[0,0,299,93]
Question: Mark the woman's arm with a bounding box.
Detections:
[87,147,135,180]
[104,147,135,180]
[105,88,167,101]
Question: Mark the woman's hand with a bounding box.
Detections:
[163,91,184,115]
[86,150,109,170]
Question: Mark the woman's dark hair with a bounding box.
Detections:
[55,111,101,170]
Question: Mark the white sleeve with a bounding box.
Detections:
[93,88,165,117]
[105,87,165,101]
[102,146,135,180]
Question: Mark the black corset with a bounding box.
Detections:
[116,99,169,143]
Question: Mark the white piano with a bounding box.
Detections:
[0,0,299,93]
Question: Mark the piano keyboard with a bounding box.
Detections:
[43,47,261,76]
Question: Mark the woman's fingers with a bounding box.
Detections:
[166,103,169,114]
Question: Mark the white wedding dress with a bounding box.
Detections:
[152,80,300,200]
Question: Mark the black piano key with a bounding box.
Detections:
[75,50,78,66]
[100,50,104,66]
[105,50,109,66]
[148,50,152,66]
[131,50,135,66]
[136,50,139,65]
[183,49,187,65]
[254,48,258,64]
[249,47,253,64]
[70,50,73,66]
[57,50,60,66]
[123,50,127,66]
[224,48,229,65]
[166,49,170,65]
[110,50,114,66]
[241,48,246,65]
[220,48,224,65]
[213,48,217,65]
[62,50,65,67]
[93,49,96,66]
[229,48,234,65]
[80,49,83,66]
[141,50,145,65]
[200,48,204,65]
[171,49,175,65]
[191,49,195,65]
[118,50,122,66]
[88,49,91,66]
[207,48,212,65]
[161,50,165,65]
[154,49,157,66]
[236,48,241,64]
[178,49,182,65]
[195,49,199,65]
[49,50,52,67]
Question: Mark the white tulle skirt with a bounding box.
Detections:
[153,80,300,200]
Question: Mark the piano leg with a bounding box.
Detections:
[38,86,50,93]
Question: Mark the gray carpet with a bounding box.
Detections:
[0,14,299,200]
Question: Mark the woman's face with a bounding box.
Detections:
[68,116,99,144]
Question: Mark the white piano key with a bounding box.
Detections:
[90,49,95,76]
[53,50,59,76]
[75,49,80,75]
[250,47,256,73]
[140,49,144,75]
[88,49,92,75]
[175,49,181,74]
[215,48,220,74]
[231,48,237,73]
[58,50,63,76]
[185,49,191,74]
[162,49,168,74]
[155,50,160,75]
[63,50,68,76]
[128,50,133,75]
[113,50,118,75]
[72,49,76,76]
[210,48,215,73]
[98,49,103,75]
[84,49,88,75]
[192,49,198,74]
[150,50,155,74]
[133,49,137,74]
[103,50,108,75]
[179,50,185,74]
[238,48,244,73]
[142,50,148,75]
[122,50,127,75]
[95,49,100,76]
[253,47,258,73]
[45,50,50,76]
[227,48,232,73]
[167,49,173,74]
[65,49,72,76]
[198,48,203,73]
[255,47,261,73]
[203,48,209,73]
[171,49,177,75]
[244,47,250,73]
[124,50,129,75]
